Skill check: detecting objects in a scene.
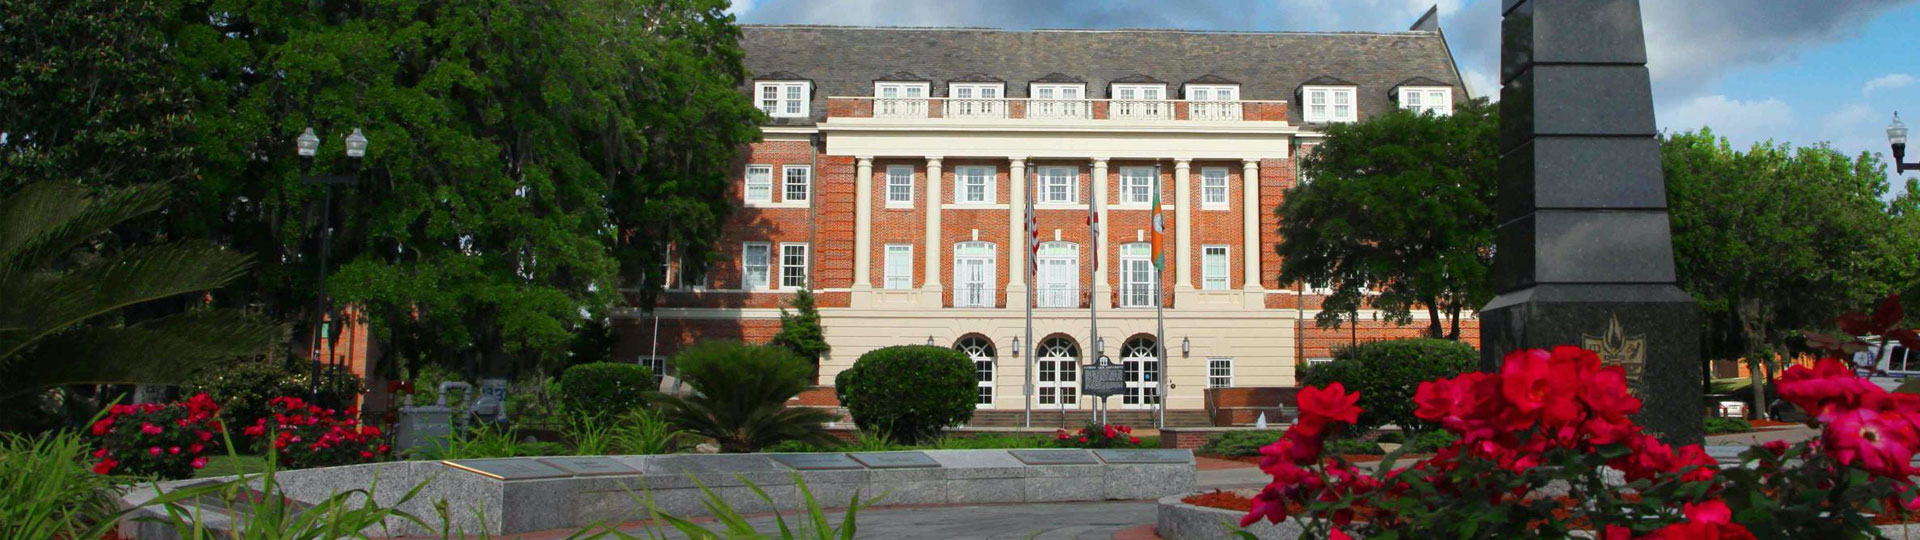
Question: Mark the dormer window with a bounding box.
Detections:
[1029,74,1088,119]
[1110,75,1168,120]
[755,80,810,118]
[874,81,930,117]
[1302,85,1357,123]
[1185,83,1242,121]
[949,82,1005,118]
[1398,87,1452,116]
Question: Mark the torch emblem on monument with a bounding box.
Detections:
[1583,315,1647,385]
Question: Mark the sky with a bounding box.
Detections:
[729,0,1920,194]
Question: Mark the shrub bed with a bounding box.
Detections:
[1298,338,1476,434]
[88,394,223,479]
[556,362,654,420]
[835,345,976,444]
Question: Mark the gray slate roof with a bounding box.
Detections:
[741,25,1467,126]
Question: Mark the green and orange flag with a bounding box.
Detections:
[1151,177,1165,270]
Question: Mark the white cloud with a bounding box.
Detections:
[1863,73,1915,95]
[726,0,755,16]
[1659,95,1793,145]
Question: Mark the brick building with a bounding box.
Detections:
[615,14,1481,423]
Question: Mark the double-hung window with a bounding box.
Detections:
[956,166,995,204]
[741,243,771,290]
[778,243,809,290]
[677,252,707,290]
[783,165,811,203]
[874,82,929,117]
[1399,87,1453,116]
[1112,84,1167,120]
[949,83,1004,118]
[1201,167,1229,209]
[744,165,773,203]
[1202,245,1230,291]
[954,242,996,308]
[1303,86,1357,123]
[1119,243,1157,308]
[885,165,913,207]
[1207,358,1234,388]
[1030,84,1086,119]
[1186,84,1242,120]
[1035,242,1079,308]
[756,81,809,118]
[1039,166,1077,204]
[882,244,913,290]
[1119,167,1156,206]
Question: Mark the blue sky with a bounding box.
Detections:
[730,0,1920,193]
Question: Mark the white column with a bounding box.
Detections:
[1091,157,1112,309]
[854,157,875,296]
[922,157,945,308]
[1173,159,1194,295]
[1008,158,1028,293]
[1242,159,1262,291]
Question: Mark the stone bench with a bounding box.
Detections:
[116,448,1195,538]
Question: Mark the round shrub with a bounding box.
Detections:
[556,362,654,419]
[1299,338,1477,434]
[835,345,975,445]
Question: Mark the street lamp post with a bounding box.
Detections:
[1892,113,1917,174]
[297,127,367,405]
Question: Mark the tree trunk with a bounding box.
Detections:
[1427,302,1444,339]
[1446,304,1463,341]
[1738,299,1768,420]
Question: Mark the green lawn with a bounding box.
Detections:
[194,454,269,478]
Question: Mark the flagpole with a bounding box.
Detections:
[1087,159,1101,427]
[1154,162,1168,430]
[1024,162,1036,429]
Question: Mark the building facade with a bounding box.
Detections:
[616,16,1481,422]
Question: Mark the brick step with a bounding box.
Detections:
[964,409,1213,429]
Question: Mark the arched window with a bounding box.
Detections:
[954,335,996,407]
[1035,242,1079,308]
[1121,335,1161,409]
[1037,336,1080,407]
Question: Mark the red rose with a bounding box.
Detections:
[1294,382,1362,437]
[92,458,118,475]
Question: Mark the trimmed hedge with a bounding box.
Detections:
[184,360,362,433]
[1299,338,1477,434]
[1198,430,1286,457]
[557,362,654,419]
[835,345,976,445]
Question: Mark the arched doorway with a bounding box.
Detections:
[1121,335,1161,409]
[953,335,996,408]
[1037,335,1080,407]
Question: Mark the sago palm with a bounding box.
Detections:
[0,181,280,400]
[651,342,838,453]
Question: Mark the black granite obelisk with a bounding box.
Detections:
[1483,0,1702,445]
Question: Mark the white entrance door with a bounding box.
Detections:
[955,336,996,408]
[954,242,995,307]
[1121,336,1161,409]
[1037,337,1080,407]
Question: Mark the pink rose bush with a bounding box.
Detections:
[1054,423,1143,448]
[1241,343,1920,540]
[89,393,224,479]
[240,396,388,469]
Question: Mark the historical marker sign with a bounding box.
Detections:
[1009,449,1099,465]
[1082,356,1126,398]
[770,453,865,470]
[537,456,638,476]
[443,458,572,480]
[1094,449,1191,464]
[849,451,940,469]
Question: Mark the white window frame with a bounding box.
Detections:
[744,165,773,204]
[1119,166,1157,206]
[1202,245,1230,291]
[1111,84,1168,120]
[778,243,809,290]
[884,165,913,208]
[1207,357,1234,389]
[782,165,811,203]
[741,242,771,290]
[1119,243,1158,308]
[954,242,997,308]
[1186,84,1242,120]
[1200,167,1229,209]
[676,252,707,290]
[948,83,1005,118]
[1308,357,1334,366]
[874,82,930,118]
[1120,336,1162,409]
[1035,242,1079,308]
[1303,86,1357,123]
[1038,166,1078,204]
[882,244,913,290]
[1399,87,1453,116]
[1029,83,1087,119]
[1036,337,1079,406]
[756,81,810,118]
[955,165,996,204]
[955,336,997,407]
[636,356,668,385]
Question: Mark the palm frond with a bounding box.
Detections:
[0,241,252,361]
[0,181,171,273]
[0,309,281,399]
